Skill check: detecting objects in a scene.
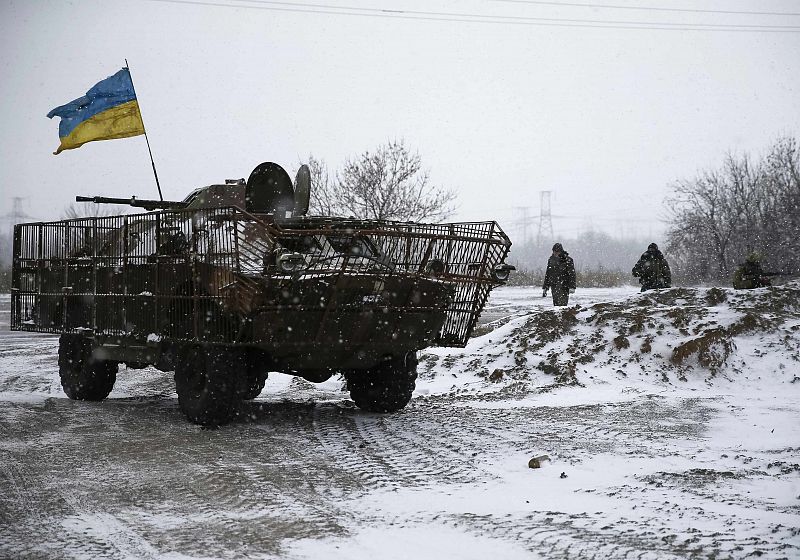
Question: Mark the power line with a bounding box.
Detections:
[490,0,800,18]
[147,0,800,32]
[230,0,800,26]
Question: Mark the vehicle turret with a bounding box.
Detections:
[77,161,312,218]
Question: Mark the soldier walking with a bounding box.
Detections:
[632,243,671,292]
[542,243,576,306]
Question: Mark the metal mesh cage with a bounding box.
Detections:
[11,208,511,347]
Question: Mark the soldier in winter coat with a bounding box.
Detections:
[543,243,576,306]
[632,243,671,291]
[733,253,772,289]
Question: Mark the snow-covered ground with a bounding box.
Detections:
[1,285,799,559]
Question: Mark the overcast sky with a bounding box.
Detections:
[1,0,798,244]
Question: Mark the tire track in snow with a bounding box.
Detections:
[59,509,161,560]
[437,511,690,560]
[312,404,409,490]
[0,459,54,559]
[354,410,495,486]
[353,414,458,487]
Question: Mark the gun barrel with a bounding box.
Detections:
[76,195,187,211]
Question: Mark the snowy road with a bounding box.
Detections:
[1,288,799,559]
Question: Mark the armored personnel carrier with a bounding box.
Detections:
[10,162,513,425]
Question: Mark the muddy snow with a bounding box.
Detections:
[1,285,799,559]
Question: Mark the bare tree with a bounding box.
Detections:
[63,202,126,220]
[667,171,734,277]
[666,137,800,282]
[307,140,456,222]
[306,155,337,217]
[761,136,800,273]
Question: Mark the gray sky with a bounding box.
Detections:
[1,0,798,243]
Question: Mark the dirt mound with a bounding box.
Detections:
[422,282,800,388]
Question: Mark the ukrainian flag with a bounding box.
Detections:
[47,68,145,155]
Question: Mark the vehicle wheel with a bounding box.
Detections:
[235,349,269,400]
[347,351,418,413]
[238,372,267,400]
[58,333,117,401]
[174,344,237,426]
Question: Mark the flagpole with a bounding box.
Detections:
[125,59,163,202]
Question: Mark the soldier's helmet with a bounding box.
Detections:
[745,252,762,263]
[552,243,563,253]
[647,243,659,252]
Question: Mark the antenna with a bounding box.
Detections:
[125,59,163,202]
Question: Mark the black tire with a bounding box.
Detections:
[58,334,117,401]
[174,344,237,426]
[235,349,269,400]
[347,352,418,413]
[238,371,268,400]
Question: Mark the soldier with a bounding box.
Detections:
[542,243,576,306]
[632,243,671,291]
[157,226,189,256]
[71,226,94,258]
[733,253,771,289]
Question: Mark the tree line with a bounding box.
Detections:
[507,230,647,287]
[665,136,800,282]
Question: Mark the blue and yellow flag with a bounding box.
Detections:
[47,68,145,155]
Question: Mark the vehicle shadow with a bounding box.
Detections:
[233,397,364,425]
[32,393,384,430]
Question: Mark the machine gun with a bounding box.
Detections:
[75,195,188,212]
[760,271,793,284]
[733,267,791,289]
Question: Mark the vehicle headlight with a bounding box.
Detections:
[424,258,447,277]
[491,264,515,283]
[276,251,306,273]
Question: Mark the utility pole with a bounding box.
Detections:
[1,197,34,229]
[537,191,554,246]
[512,206,534,244]
[8,197,33,223]
[1,197,34,267]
